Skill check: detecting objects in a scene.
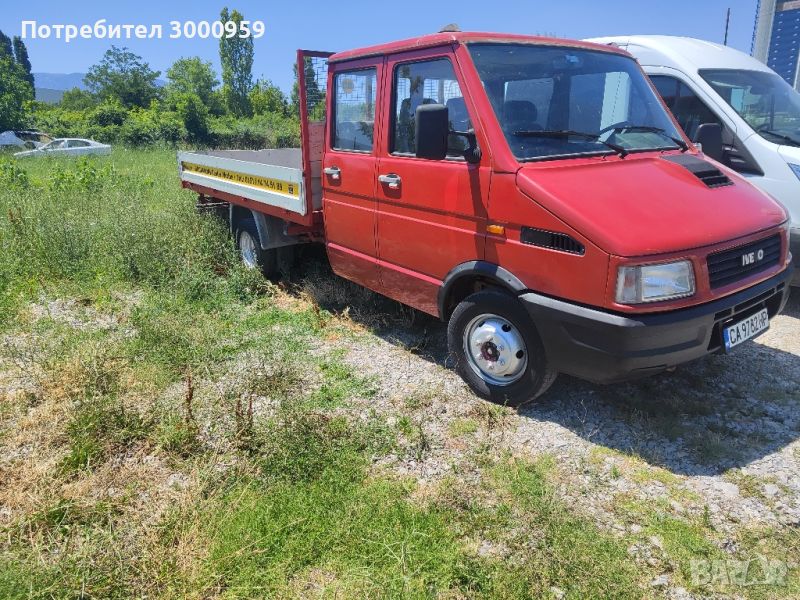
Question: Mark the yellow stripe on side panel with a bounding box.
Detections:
[181,161,300,197]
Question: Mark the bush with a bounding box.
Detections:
[174,92,209,142]
[155,112,186,144]
[209,112,300,149]
[90,100,128,127]
[32,106,89,139]
[60,88,98,111]
[31,95,299,148]
[118,109,158,146]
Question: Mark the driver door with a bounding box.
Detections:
[375,50,490,316]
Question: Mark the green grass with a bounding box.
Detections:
[177,409,466,597]
[2,149,794,599]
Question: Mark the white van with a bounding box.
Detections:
[588,35,799,283]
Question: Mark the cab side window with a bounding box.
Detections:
[392,58,471,156]
[333,68,377,152]
[650,75,721,140]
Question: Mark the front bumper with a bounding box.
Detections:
[790,227,800,285]
[519,268,793,384]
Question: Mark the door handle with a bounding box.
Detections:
[323,166,341,180]
[378,173,401,189]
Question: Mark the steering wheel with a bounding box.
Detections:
[598,121,632,136]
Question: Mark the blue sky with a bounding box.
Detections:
[0,0,761,93]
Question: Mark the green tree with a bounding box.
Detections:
[0,30,12,60]
[290,57,324,118]
[218,7,253,116]
[60,87,97,111]
[0,54,32,130]
[174,92,209,141]
[249,79,288,116]
[166,57,219,108]
[84,46,161,108]
[12,36,34,94]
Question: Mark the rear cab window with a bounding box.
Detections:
[332,69,377,152]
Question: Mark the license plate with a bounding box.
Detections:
[723,308,769,351]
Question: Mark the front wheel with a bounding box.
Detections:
[448,289,557,406]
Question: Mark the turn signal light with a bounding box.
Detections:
[486,224,505,236]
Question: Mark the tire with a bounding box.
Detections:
[235,218,277,277]
[448,289,557,406]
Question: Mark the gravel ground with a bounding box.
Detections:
[330,288,800,596]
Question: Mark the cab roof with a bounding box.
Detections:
[328,31,630,63]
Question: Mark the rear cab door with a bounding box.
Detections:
[322,56,384,291]
[375,46,491,316]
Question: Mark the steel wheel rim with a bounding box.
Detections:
[239,231,259,269]
[463,313,528,386]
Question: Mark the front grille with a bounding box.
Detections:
[707,234,781,289]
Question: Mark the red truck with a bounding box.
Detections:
[179,31,793,405]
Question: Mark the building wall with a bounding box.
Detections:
[769,1,800,86]
[752,0,776,61]
[753,0,800,89]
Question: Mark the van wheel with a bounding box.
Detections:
[236,219,277,277]
[448,289,557,406]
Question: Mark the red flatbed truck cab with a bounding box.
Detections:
[179,31,793,405]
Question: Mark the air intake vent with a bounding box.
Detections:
[707,234,781,289]
[662,154,733,188]
[521,227,585,255]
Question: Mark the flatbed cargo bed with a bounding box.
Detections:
[178,50,330,228]
[178,148,322,221]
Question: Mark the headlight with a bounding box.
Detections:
[616,260,695,304]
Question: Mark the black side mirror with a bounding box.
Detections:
[415,104,449,161]
[694,123,724,162]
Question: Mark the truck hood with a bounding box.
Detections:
[516,154,787,257]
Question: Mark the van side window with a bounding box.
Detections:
[649,75,722,140]
[392,58,471,156]
[333,69,377,152]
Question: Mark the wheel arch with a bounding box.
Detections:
[229,206,301,250]
[438,261,527,321]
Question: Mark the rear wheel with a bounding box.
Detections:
[448,289,557,406]
[236,219,277,277]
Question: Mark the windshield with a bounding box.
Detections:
[699,68,800,146]
[467,43,685,161]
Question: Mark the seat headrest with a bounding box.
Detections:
[503,100,538,123]
[446,97,466,112]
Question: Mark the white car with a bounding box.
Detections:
[587,35,800,284]
[14,138,111,158]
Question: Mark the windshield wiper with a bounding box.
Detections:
[513,129,628,158]
[610,125,688,152]
[756,127,800,146]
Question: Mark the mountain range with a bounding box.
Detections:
[33,72,88,91]
[32,72,168,104]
